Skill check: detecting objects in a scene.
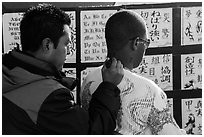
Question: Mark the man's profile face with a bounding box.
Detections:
[49,24,71,70]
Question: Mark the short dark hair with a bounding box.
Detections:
[20,3,71,52]
[105,10,147,51]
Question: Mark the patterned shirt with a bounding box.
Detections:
[81,66,186,135]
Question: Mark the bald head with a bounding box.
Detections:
[105,10,147,52]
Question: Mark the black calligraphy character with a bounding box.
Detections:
[185,100,193,111]
[160,66,171,83]
[139,64,148,74]
[197,75,202,85]
[64,69,75,76]
[185,56,195,76]
[140,11,149,20]
[197,124,202,134]
[162,28,170,39]
[149,67,155,76]
[67,13,74,21]
[161,66,171,74]
[184,113,195,134]
[163,54,170,63]
[138,58,148,74]
[163,13,170,22]
[151,56,160,65]
[154,78,159,85]
[83,15,90,20]
[150,29,160,41]
[195,100,202,117]
[66,15,76,56]
[151,11,161,23]
[167,99,173,109]
[185,10,192,18]
[185,23,194,41]
[198,58,202,68]
[196,20,202,34]
[67,33,76,56]
[184,79,195,89]
[196,9,202,18]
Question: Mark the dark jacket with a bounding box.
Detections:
[2,50,120,135]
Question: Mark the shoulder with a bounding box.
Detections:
[125,70,167,105]
[118,69,159,92]
[136,74,167,110]
[130,71,164,96]
[81,66,103,95]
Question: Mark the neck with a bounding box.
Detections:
[24,50,38,58]
[123,62,133,71]
[108,52,134,70]
[23,50,51,69]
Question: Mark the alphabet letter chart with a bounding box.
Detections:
[3,13,23,53]
[81,10,116,63]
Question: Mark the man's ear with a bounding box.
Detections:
[131,38,138,51]
[41,38,54,54]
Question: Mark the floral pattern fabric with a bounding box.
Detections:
[81,66,186,135]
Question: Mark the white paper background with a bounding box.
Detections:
[181,7,202,45]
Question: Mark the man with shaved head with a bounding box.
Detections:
[81,10,186,135]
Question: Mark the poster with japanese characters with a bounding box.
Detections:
[134,8,172,48]
[2,13,23,53]
[181,7,202,45]
[81,10,116,63]
[62,68,77,102]
[167,98,173,116]
[181,53,202,90]
[65,11,76,63]
[182,98,202,135]
[132,54,173,91]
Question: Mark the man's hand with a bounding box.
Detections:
[102,58,124,86]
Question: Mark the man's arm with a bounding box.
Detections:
[38,58,123,134]
[37,82,120,135]
[89,81,120,134]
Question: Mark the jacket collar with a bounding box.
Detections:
[10,50,63,79]
[3,50,77,93]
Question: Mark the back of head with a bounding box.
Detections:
[20,3,71,52]
[105,10,147,52]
